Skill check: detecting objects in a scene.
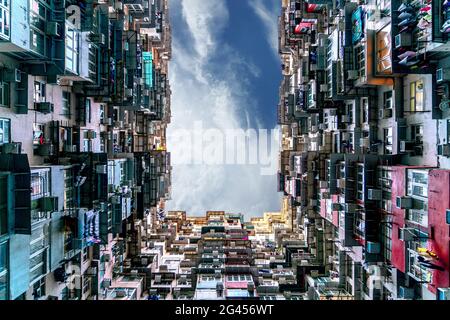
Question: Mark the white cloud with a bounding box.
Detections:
[166,0,281,218]
[249,0,279,60]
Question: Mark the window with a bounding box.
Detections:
[82,130,91,152]
[62,91,71,117]
[82,247,88,262]
[411,125,424,144]
[383,128,392,154]
[99,104,105,123]
[30,169,50,200]
[361,98,369,124]
[32,278,46,299]
[376,24,392,74]
[407,232,432,283]
[64,168,74,210]
[0,0,10,40]
[381,217,392,262]
[0,118,10,145]
[33,123,45,146]
[383,91,393,109]
[407,170,428,198]
[33,81,46,103]
[0,71,10,108]
[29,247,47,284]
[82,276,91,295]
[355,45,366,79]
[409,80,424,112]
[65,23,79,73]
[86,99,91,124]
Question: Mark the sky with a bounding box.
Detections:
[166,0,282,218]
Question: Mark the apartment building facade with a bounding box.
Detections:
[277,0,450,300]
[0,0,172,300]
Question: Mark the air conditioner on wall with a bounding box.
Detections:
[395,34,412,48]
[1,142,21,154]
[367,189,382,201]
[398,286,415,299]
[5,68,21,82]
[35,102,54,114]
[438,143,450,157]
[360,138,370,148]
[320,84,329,92]
[46,22,60,36]
[347,70,359,80]
[398,228,416,242]
[319,181,328,189]
[89,33,106,45]
[396,196,413,209]
[366,241,381,254]
[436,68,450,83]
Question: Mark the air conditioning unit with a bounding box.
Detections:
[89,33,105,45]
[310,270,319,278]
[125,88,133,97]
[39,196,58,212]
[320,84,329,92]
[35,102,54,114]
[337,178,346,189]
[347,70,359,80]
[36,143,55,156]
[366,241,381,254]
[1,142,21,154]
[86,131,97,139]
[436,68,450,83]
[341,115,350,123]
[345,203,357,213]
[400,140,415,153]
[5,68,21,82]
[398,286,414,299]
[309,199,317,207]
[360,138,370,148]
[96,164,107,174]
[395,33,411,49]
[438,144,450,157]
[383,108,393,118]
[396,196,413,209]
[107,118,113,125]
[319,181,328,189]
[398,228,416,242]
[87,267,97,276]
[46,22,60,36]
[322,192,331,199]
[114,2,123,11]
[331,203,342,211]
[367,189,382,201]
[102,278,112,288]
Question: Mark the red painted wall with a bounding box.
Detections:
[427,170,450,292]
[391,166,407,273]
